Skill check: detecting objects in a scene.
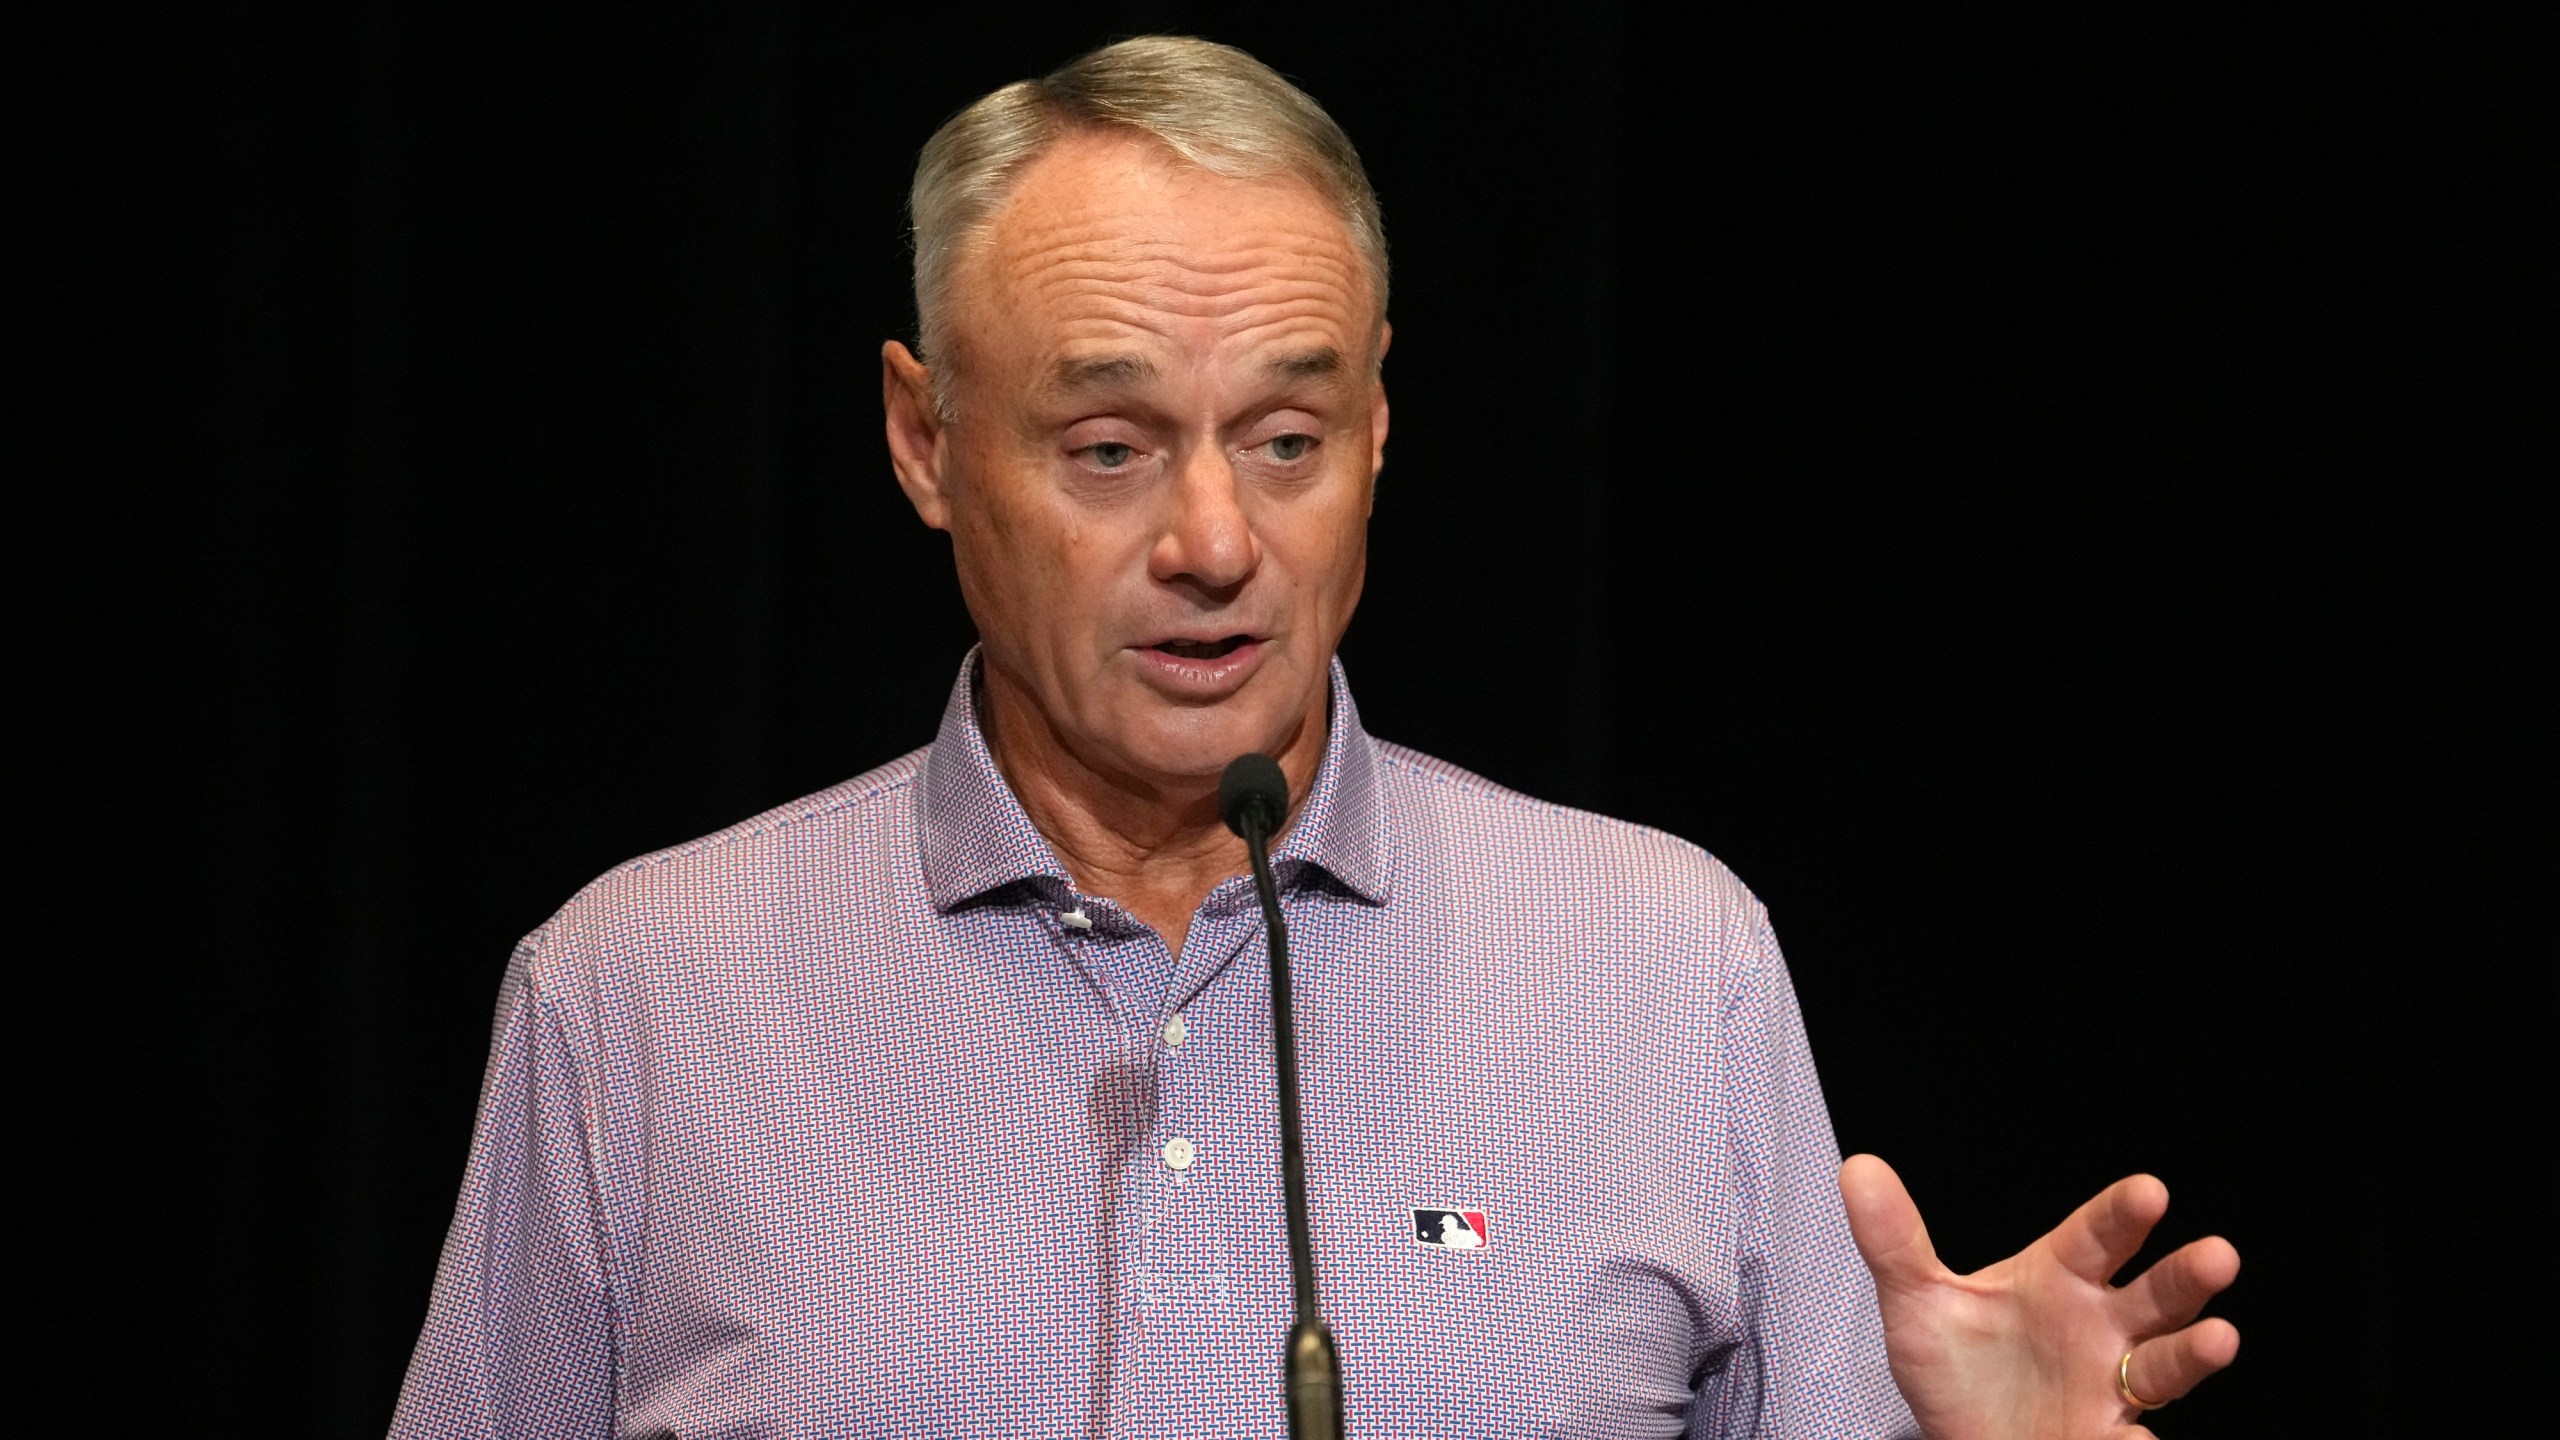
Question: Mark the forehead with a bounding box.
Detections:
[952,131,1376,378]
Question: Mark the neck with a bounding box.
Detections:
[978,663,1327,957]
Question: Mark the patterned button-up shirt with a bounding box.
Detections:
[391,655,1916,1439]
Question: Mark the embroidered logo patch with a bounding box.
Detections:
[1412,1207,1489,1250]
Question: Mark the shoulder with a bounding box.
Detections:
[1373,740,1770,955]
[511,748,931,996]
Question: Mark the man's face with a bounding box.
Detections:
[887,131,1387,788]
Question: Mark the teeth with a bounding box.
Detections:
[1160,638,1243,658]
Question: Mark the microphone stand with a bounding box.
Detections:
[1224,755,1344,1440]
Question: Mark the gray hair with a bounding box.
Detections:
[908,36,1388,412]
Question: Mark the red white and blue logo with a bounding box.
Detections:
[1412,1207,1489,1250]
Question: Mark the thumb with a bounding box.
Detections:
[1839,1153,1945,1297]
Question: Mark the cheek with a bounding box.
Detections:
[957,491,1132,635]
[1335,521,1370,594]
[963,508,1059,595]
[1273,485,1372,612]
[946,476,1045,629]
[1324,527,1370,619]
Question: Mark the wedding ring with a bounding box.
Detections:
[2117,1350,2169,1412]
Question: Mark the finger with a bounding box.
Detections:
[2126,1317,2242,1405]
[2042,1173,2169,1284]
[1838,1154,1948,1296]
[2116,1234,2241,1337]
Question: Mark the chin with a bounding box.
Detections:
[1107,699,1299,783]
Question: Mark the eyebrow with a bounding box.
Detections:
[1267,346,1345,380]
[1045,354,1157,393]
[1043,346,1348,395]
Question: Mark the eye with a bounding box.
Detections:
[1083,441,1137,470]
[1264,433,1317,462]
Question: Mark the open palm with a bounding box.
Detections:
[1840,1155,2241,1439]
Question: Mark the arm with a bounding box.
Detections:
[388,938,616,1440]
[1695,911,1920,1440]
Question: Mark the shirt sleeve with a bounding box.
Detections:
[388,936,616,1440]
[1692,909,1919,1439]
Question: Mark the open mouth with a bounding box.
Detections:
[1150,635,1255,660]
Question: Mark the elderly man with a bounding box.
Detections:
[392,37,2238,1439]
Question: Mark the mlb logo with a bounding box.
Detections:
[1413,1207,1489,1250]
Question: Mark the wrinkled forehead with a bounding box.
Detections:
[948,134,1380,380]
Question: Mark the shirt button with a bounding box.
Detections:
[1162,1137,1197,1171]
[1162,1013,1188,1047]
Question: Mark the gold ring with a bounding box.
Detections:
[2118,1351,2168,1412]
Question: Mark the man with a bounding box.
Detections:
[392,37,2238,1438]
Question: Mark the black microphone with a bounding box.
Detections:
[1221,753,1343,1440]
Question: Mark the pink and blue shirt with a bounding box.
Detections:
[391,655,1914,1438]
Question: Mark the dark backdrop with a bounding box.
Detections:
[52,4,2545,1435]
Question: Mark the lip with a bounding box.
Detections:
[1128,633,1270,700]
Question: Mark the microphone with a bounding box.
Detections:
[1221,753,1344,1440]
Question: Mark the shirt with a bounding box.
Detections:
[390,654,1917,1439]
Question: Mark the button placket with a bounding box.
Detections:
[1139,882,1279,1337]
[1155,899,1241,1196]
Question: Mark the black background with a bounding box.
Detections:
[49,3,2546,1435]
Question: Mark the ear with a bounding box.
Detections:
[882,340,952,531]
[1367,321,1393,493]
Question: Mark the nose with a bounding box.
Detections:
[1148,444,1259,594]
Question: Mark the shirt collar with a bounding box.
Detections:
[916,648,1393,911]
